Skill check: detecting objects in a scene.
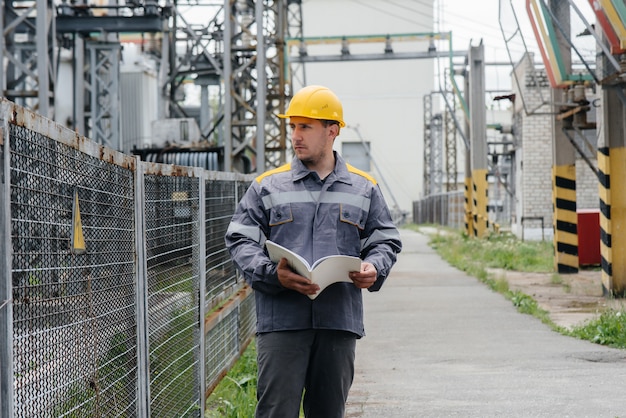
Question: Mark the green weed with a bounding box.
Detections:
[206,341,258,417]
[568,309,626,349]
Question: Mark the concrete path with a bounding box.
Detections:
[346,229,626,418]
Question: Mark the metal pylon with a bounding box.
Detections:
[285,0,306,89]
[444,67,457,191]
[222,0,288,172]
[85,41,121,151]
[423,93,433,196]
[164,0,292,173]
[430,113,443,195]
[2,0,296,172]
[1,0,56,118]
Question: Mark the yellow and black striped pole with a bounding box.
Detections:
[467,44,488,238]
[472,169,489,237]
[597,147,613,293]
[550,2,578,274]
[596,60,626,296]
[552,165,578,273]
[464,174,472,236]
[463,93,472,237]
[597,146,626,296]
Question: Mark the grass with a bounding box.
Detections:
[150,305,199,416]
[206,341,258,417]
[52,332,134,416]
[408,224,626,349]
[568,310,626,349]
[424,225,554,274]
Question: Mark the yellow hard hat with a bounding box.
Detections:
[278,85,346,127]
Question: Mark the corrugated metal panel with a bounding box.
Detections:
[162,152,220,171]
[120,71,158,153]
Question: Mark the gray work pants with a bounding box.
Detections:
[255,329,357,418]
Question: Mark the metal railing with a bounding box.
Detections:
[0,99,256,417]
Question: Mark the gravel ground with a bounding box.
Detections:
[489,268,626,330]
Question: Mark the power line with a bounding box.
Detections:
[346,0,432,26]
[383,0,435,21]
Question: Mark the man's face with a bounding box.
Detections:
[288,116,337,166]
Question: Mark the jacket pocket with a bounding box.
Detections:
[269,203,294,226]
[339,204,366,230]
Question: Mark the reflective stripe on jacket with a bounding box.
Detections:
[224,152,402,337]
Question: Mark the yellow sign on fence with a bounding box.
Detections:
[71,190,86,254]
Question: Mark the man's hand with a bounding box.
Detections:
[349,262,378,289]
[277,258,320,296]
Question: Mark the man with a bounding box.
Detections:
[224,85,402,418]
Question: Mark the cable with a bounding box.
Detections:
[438,0,529,55]
[346,0,431,26]
[383,0,436,21]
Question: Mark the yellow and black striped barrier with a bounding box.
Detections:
[552,165,578,273]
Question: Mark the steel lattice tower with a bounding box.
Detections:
[1,0,300,173]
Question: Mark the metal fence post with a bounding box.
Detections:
[0,106,15,418]
[198,169,207,417]
[135,159,151,418]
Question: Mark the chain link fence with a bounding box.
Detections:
[0,99,255,417]
[413,188,513,232]
[413,191,465,230]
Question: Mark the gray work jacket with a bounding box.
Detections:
[224,153,402,338]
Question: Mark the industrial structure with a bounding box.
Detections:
[1,0,296,173]
[497,0,626,296]
[3,0,626,416]
[2,1,626,288]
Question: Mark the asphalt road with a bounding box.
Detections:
[346,228,626,418]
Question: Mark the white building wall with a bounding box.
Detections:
[299,0,434,215]
[577,158,599,210]
[511,54,554,241]
[510,54,599,240]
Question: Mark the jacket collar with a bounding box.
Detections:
[291,151,352,185]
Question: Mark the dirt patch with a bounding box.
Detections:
[487,268,626,330]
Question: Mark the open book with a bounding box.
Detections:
[265,240,362,300]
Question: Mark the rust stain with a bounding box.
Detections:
[99,145,108,162]
[74,131,84,150]
[173,165,190,177]
[145,161,194,177]
[4,100,137,171]
[204,286,252,332]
